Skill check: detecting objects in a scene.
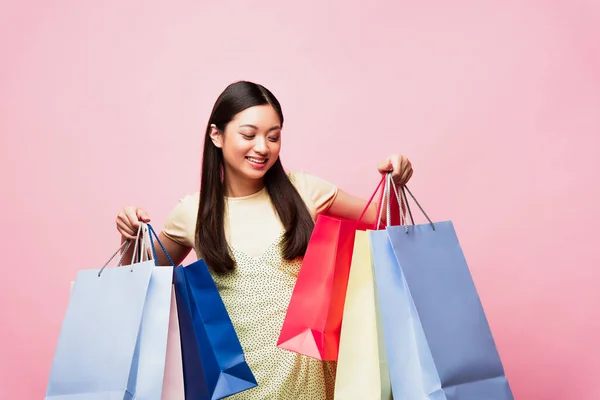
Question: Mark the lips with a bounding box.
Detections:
[245,156,269,170]
[245,156,267,164]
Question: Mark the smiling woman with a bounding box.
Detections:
[211,106,283,192]
[196,83,318,276]
[114,80,414,399]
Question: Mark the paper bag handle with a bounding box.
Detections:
[97,239,132,277]
[147,224,176,267]
[357,175,387,230]
[385,172,435,232]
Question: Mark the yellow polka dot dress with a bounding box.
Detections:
[212,236,336,399]
[161,171,341,399]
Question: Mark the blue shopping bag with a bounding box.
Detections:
[147,226,257,400]
[135,236,174,399]
[371,178,513,400]
[46,224,173,400]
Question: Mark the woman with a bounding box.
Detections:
[116,81,413,399]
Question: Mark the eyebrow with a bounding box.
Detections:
[239,124,281,132]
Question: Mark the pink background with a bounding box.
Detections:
[1,1,599,399]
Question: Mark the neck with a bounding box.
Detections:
[223,170,265,198]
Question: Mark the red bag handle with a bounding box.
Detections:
[357,174,387,230]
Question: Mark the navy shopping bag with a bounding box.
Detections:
[46,224,173,400]
[371,177,513,400]
[147,226,257,400]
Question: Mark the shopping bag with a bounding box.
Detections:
[173,262,258,399]
[334,230,392,399]
[46,223,173,400]
[62,226,182,400]
[136,227,174,400]
[145,226,257,400]
[160,288,185,400]
[277,177,386,361]
[371,177,514,399]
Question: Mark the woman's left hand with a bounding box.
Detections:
[377,154,413,186]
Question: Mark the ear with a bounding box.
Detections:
[209,124,223,148]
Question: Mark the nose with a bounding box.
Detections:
[253,137,268,154]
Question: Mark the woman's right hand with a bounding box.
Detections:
[116,206,151,240]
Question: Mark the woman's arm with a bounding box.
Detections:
[324,153,413,226]
[325,189,384,226]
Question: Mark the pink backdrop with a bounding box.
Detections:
[1,1,599,399]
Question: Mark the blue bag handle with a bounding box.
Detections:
[146,224,176,267]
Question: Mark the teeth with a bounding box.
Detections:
[247,157,266,164]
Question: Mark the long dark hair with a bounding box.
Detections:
[196,81,315,274]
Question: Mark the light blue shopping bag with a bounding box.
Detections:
[46,224,174,400]
[371,176,513,400]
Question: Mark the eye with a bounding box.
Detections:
[240,133,255,140]
[268,136,280,143]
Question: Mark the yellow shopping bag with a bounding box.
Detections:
[334,230,392,399]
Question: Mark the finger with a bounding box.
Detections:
[405,168,414,183]
[392,158,407,185]
[116,220,137,239]
[377,158,393,173]
[398,168,411,186]
[125,210,141,230]
[390,157,403,179]
[136,209,151,222]
[396,158,410,182]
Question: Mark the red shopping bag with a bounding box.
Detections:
[277,175,392,360]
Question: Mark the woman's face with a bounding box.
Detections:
[210,104,282,184]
